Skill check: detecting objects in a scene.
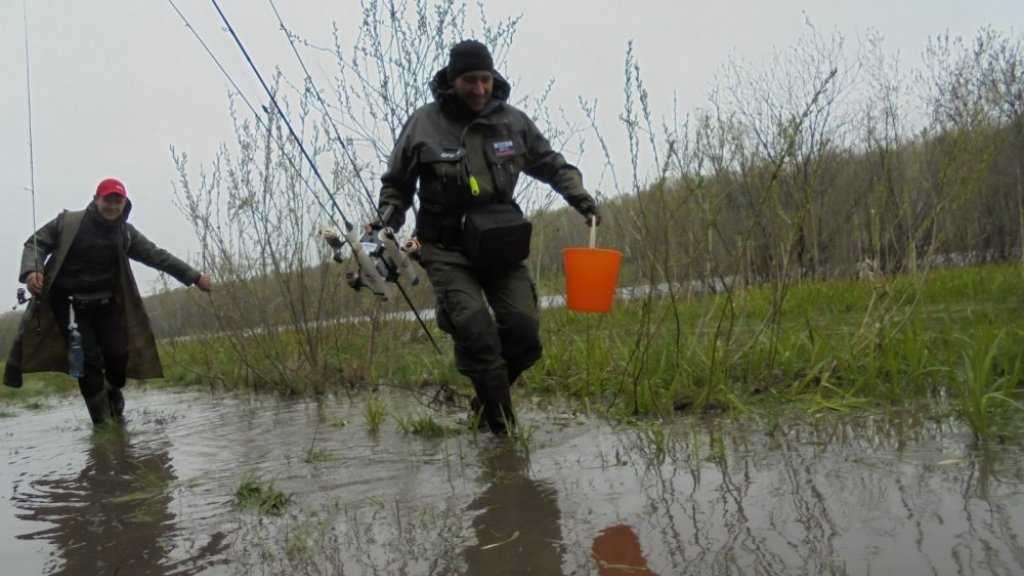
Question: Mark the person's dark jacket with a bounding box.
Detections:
[378,66,598,263]
[4,201,201,388]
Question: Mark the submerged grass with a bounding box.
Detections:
[46,262,1012,441]
[363,395,387,434]
[394,413,463,437]
[303,448,337,464]
[952,330,1024,441]
[235,477,292,515]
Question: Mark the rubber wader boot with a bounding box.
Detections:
[468,364,524,429]
[469,396,487,430]
[107,384,125,423]
[83,390,112,426]
[471,368,516,436]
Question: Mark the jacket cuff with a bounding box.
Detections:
[185,269,202,286]
[573,196,598,217]
[378,203,404,230]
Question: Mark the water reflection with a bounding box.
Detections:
[673,414,1024,575]
[12,428,225,575]
[2,390,1023,576]
[463,445,565,575]
[592,523,657,575]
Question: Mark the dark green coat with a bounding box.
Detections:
[4,203,201,388]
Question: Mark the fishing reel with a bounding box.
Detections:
[357,226,397,283]
[319,224,420,300]
[320,225,389,274]
[11,287,31,310]
[320,226,347,263]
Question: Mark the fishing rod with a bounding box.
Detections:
[166,1,334,216]
[267,0,377,209]
[169,0,440,352]
[269,0,418,273]
[166,0,366,290]
[206,0,435,341]
[13,0,38,311]
[168,0,388,298]
[265,0,434,342]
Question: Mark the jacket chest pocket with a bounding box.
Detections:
[486,136,524,167]
[419,146,468,189]
[485,136,524,191]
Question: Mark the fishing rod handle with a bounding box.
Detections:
[379,229,420,287]
[344,226,389,301]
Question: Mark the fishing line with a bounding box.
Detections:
[208,0,357,230]
[22,0,37,243]
[168,0,442,353]
[266,0,441,354]
[165,0,343,234]
[14,0,40,314]
[266,0,378,211]
[203,0,409,304]
[167,0,383,356]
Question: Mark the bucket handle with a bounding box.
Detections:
[589,215,597,249]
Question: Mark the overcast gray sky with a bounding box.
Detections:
[1,0,1020,306]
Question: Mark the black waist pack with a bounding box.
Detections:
[461,204,533,271]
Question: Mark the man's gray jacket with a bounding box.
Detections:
[378,66,598,262]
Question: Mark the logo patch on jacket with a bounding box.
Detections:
[491,139,517,158]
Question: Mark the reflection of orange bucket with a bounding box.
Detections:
[562,247,623,313]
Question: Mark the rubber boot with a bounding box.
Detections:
[106,384,125,423]
[468,396,487,430]
[471,368,516,436]
[82,389,112,426]
[468,364,524,429]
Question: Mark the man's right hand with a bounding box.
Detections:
[195,274,214,293]
[25,272,43,296]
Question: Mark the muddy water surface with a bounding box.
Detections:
[2,387,1023,575]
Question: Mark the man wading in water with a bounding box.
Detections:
[375,40,601,435]
[4,178,213,425]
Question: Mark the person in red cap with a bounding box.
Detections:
[4,178,213,426]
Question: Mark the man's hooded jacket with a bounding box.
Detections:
[377,63,598,263]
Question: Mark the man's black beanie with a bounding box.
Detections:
[446,40,494,82]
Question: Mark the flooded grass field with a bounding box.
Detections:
[2,386,1023,575]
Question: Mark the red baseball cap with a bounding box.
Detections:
[96,178,127,198]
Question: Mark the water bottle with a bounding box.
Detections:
[68,324,84,378]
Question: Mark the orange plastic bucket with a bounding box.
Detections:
[562,247,623,313]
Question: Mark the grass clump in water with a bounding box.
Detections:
[235,477,292,515]
[394,413,462,437]
[363,395,387,434]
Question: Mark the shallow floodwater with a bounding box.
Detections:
[1,387,1022,575]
